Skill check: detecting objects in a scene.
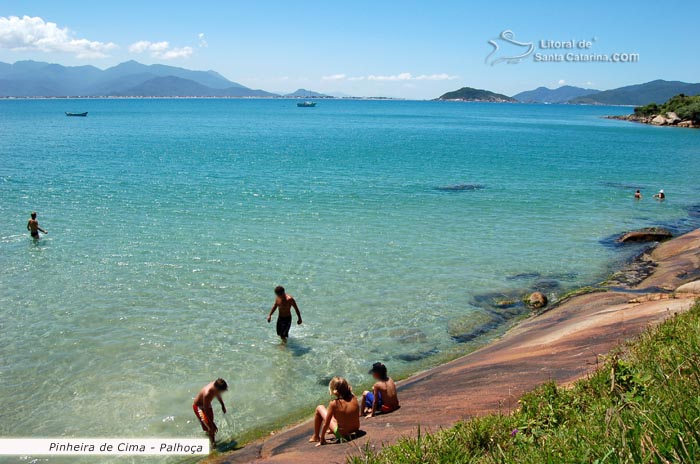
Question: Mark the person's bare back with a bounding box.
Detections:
[362,363,400,417]
[331,396,361,437]
[372,378,399,410]
[27,212,47,239]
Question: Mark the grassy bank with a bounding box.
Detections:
[350,300,700,464]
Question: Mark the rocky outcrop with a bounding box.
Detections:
[676,280,700,294]
[666,112,681,124]
[606,114,699,129]
[651,115,667,125]
[618,227,672,243]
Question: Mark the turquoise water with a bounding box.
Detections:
[1,99,699,453]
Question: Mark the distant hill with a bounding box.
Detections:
[111,76,276,97]
[513,85,600,104]
[570,80,700,106]
[0,60,277,97]
[437,87,517,102]
[284,88,330,98]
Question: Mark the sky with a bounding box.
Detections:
[1,0,698,99]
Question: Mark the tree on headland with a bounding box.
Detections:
[634,93,700,122]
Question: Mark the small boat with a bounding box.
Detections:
[296,101,316,108]
[65,112,88,117]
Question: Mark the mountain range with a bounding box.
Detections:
[512,85,600,104]
[439,80,700,105]
[0,60,275,97]
[568,80,700,105]
[1,60,699,105]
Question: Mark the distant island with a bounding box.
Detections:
[436,87,517,103]
[283,89,332,98]
[438,80,700,106]
[607,93,700,128]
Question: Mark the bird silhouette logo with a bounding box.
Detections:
[485,30,535,66]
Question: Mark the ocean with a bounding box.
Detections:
[1,98,699,455]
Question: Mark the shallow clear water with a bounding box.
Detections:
[1,99,699,451]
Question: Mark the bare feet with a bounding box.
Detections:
[308,436,320,443]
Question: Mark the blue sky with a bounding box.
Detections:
[1,0,698,98]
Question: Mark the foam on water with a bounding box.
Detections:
[1,99,699,453]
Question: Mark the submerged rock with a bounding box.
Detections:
[388,327,429,344]
[687,205,700,218]
[394,348,439,362]
[533,279,561,293]
[448,310,503,343]
[618,227,672,244]
[604,252,658,288]
[435,184,485,192]
[526,292,548,310]
[506,272,541,281]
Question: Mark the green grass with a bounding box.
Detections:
[349,300,700,464]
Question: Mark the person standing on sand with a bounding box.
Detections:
[634,190,642,200]
[193,378,228,445]
[27,212,47,239]
[267,286,302,342]
[310,377,361,446]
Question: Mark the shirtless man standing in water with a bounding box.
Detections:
[267,286,302,342]
[27,212,47,239]
[193,378,228,445]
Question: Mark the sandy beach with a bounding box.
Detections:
[211,228,700,464]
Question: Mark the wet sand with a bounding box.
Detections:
[210,229,700,464]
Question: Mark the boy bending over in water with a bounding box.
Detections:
[310,377,360,446]
[361,362,400,417]
[193,378,228,445]
[267,286,302,342]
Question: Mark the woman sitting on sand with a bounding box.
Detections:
[310,377,360,446]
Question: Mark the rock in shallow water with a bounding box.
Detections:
[435,184,485,192]
[448,310,503,343]
[394,348,439,362]
[618,227,672,244]
[388,327,428,344]
[526,291,548,310]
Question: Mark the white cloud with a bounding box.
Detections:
[198,33,208,48]
[160,46,193,59]
[558,79,566,85]
[324,72,458,82]
[0,15,116,58]
[368,72,458,81]
[322,73,346,81]
[129,40,193,60]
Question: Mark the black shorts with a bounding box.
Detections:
[276,316,293,338]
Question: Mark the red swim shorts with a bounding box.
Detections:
[193,404,212,430]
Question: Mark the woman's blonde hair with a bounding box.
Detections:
[328,376,353,401]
